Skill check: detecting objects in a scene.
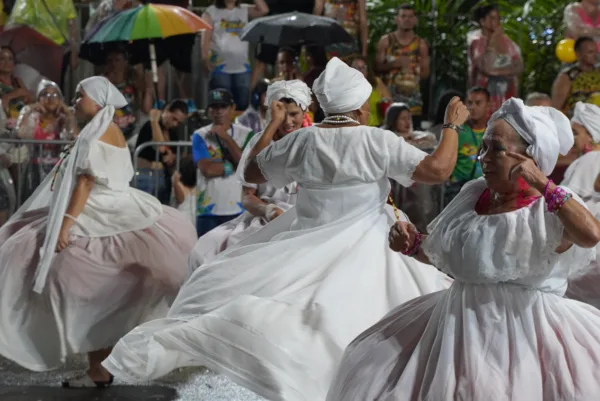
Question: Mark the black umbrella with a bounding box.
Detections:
[240,12,353,48]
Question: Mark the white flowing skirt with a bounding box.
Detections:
[103,205,450,401]
[567,199,600,308]
[189,201,295,269]
[327,282,600,401]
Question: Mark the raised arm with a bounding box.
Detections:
[411,97,469,184]
[551,72,571,111]
[248,0,269,19]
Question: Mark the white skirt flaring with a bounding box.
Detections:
[103,205,451,401]
[567,198,600,309]
[326,282,600,401]
[0,206,197,372]
[189,201,294,269]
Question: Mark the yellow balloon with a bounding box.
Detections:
[556,39,577,63]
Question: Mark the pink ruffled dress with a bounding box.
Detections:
[0,140,197,371]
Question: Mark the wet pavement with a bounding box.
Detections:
[0,355,266,401]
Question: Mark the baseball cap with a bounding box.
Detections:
[208,88,235,108]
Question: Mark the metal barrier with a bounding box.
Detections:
[132,141,192,199]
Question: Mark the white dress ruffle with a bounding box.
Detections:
[327,178,600,401]
[562,151,600,308]
[103,126,451,401]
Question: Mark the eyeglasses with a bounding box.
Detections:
[40,92,61,99]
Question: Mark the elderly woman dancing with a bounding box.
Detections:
[327,98,600,401]
[0,77,196,388]
[103,57,465,401]
[188,80,310,269]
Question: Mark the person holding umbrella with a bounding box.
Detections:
[201,0,269,110]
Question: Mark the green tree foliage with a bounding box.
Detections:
[367,0,567,98]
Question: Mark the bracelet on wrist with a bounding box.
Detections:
[401,231,423,257]
[223,161,234,177]
[544,182,572,214]
[442,123,461,133]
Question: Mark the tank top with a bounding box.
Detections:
[384,34,423,116]
[205,5,250,75]
[564,64,600,117]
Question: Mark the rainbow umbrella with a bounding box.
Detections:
[81,2,210,93]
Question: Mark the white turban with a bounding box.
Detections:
[572,102,600,143]
[265,79,312,111]
[489,98,573,176]
[312,57,372,114]
[77,76,128,109]
[36,79,62,99]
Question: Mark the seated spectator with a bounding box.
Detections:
[350,56,392,127]
[192,89,254,237]
[383,102,437,150]
[444,86,489,206]
[552,36,600,117]
[15,80,77,202]
[171,156,197,229]
[525,92,552,106]
[104,48,149,146]
[430,89,464,139]
[0,47,30,133]
[134,99,188,204]
[235,78,269,134]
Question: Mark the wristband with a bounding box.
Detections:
[442,123,461,133]
[223,161,234,177]
[64,213,77,223]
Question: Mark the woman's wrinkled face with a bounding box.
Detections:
[394,110,412,135]
[39,87,62,113]
[479,119,528,192]
[572,122,594,153]
[278,101,305,136]
[73,88,100,120]
[0,49,15,75]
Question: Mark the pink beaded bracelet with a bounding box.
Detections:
[402,231,423,257]
[544,183,572,214]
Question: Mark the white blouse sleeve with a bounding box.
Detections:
[376,129,428,187]
[256,130,306,189]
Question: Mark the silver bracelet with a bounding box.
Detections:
[64,213,78,222]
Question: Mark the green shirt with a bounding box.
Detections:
[451,124,484,182]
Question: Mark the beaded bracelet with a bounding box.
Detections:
[545,185,572,214]
[402,231,423,257]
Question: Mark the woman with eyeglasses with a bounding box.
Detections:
[15,80,78,202]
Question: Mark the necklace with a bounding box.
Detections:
[321,115,360,125]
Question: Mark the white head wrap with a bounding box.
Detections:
[489,98,573,176]
[312,57,372,114]
[265,79,312,111]
[29,76,127,294]
[36,79,62,99]
[571,102,600,143]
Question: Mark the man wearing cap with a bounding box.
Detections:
[192,88,255,237]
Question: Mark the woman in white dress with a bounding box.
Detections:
[561,102,600,308]
[102,57,464,401]
[327,98,600,401]
[0,77,197,387]
[188,80,310,269]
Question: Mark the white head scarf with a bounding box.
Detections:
[571,102,600,143]
[30,76,128,293]
[489,98,573,176]
[36,79,62,99]
[265,79,312,111]
[312,57,372,114]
